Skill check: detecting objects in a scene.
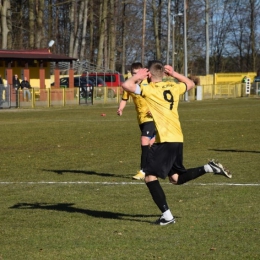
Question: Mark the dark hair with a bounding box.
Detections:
[147,60,164,80]
[147,60,163,70]
[130,62,143,73]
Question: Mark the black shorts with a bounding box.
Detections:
[143,142,187,179]
[139,121,156,138]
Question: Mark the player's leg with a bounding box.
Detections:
[207,159,232,178]
[133,121,156,180]
[144,143,176,225]
[145,176,175,225]
[132,135,150,180]
[28,89,31,101]
[169,159,232,185]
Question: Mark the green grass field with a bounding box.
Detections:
[0,98,259,260]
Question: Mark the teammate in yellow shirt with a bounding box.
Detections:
[117,62,156,180]
[122,60,232,225]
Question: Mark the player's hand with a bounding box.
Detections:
[135,68,149,81]
[164,65,174,77]
[117,108,122,116]
[146,111,152,117]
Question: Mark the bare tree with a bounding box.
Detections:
[142,0,147,65]
[0,0,11,49]
[79,0,89,59]
[69,1,77,57]
[72,1,84,58]
[151,0,163,60]
[249,0,258,71]
[205,0,209,75]
[97,0,108,69]
[28,0,34,48]
[88,0,94,62]
[108,0,116,71]
[2,0,260,73]
[35,0,44,48]
[121,2,127,74]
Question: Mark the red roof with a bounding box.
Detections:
[0,49,76,62]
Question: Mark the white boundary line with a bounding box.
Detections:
[0,181,259,186]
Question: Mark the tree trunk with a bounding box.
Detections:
[79,0,89,60]
[152,0,161,60]
[97,0,108,69]
[73,1,84,58]
[205,0,210,75]
[109,0,116,71]
[29,0,35,48]
[69,1,76,57]
[103,4,108,71]
[142,0,146,65]
[121,2,127,74]
[89,0,94,62]
[249,0,256,72]
[0,0,11,49]
[35,0,44,48]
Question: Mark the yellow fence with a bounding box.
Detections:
[8,84,260,109]
[14,87,123,108]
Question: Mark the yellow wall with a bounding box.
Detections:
[198,75,214,85]
[214,72,256,84]
[198,72,257,86]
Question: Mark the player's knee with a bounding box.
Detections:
[176,175,185,185]
[144,175,157,183]
[169,174,178,185]
[141,136,150,146]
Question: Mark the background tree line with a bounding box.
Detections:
[0,0,260,75]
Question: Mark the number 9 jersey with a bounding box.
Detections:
[140,81,187,143]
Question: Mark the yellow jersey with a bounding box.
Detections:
[122,80,153,125]
[140,81,186,143]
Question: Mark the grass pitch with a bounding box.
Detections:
[0,98,259,259]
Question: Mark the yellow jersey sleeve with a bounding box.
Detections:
[122,90,130,100]
[121,86,153,125]
[130,93,153,125]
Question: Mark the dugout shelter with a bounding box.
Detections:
[0,48,76,90]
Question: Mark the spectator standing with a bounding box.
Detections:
[13,74,21,90]
[12,74,21,107]
[0,74,3,104]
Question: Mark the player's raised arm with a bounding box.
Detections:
[164,65,195,91]
[122,68,149,93]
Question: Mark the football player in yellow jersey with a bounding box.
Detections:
[117,62,156,180]
[122,60,232,226]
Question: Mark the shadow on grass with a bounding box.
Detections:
[42,169,128,178]
[9,202,160,224]
[209,149,260,154]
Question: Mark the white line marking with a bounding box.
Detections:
[0,181,259,186]
[190,183,260,186]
